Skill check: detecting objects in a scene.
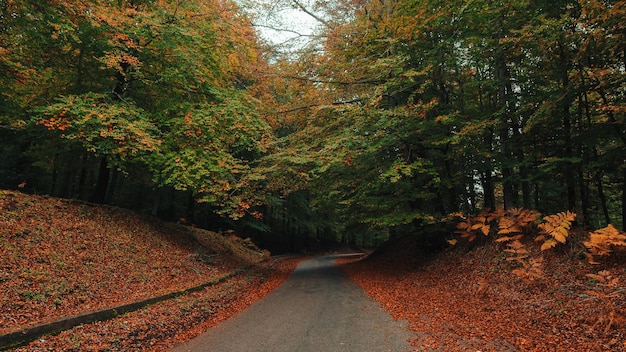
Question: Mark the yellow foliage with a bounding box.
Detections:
[503,236,544,284]
[455,209,492,241]
[453,209,582,284]
[536,211,576,251]
[455,208,539,243]
[497,216,520,235]
[497,208,540,238]
[539,238,558,251]
[511,256,544,283]
[584,224,626,264]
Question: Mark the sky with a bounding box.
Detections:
[262,9,318,45]
[236,1,321,47]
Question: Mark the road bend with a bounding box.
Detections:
[170,254,414,352]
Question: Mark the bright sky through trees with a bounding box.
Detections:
[236,0,320,47]
[260,8,318,45]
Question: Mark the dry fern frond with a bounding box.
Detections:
[536,211,576,251]
[496,208,540,241]
[497,216,521,235]
[584,224,626,264]
[584,270,623,333]
[586,270,619,288]
[511,256,544,283]
[455,210,491,242]
[508,208,541,227]
[504,239,530,259]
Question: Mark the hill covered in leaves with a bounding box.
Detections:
[341,210,626,351]
[0,189,296,351]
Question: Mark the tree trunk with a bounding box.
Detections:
[559,42,577,213]
[78,165,88,200]
[50,153,59,196]
[534,183,540,209]
[151,189,161,217]
[622,166,626,231]
[521,178,531,209]
[595,173,611,226]
[168,189,177,221]
[482,170,496,210]
[482,129,496,210]
[502,165,516,210]
[186,192,195,225]
[466,166,477,213]
[578,167,590,227]
[563,112,577,213]
[496,53,517,210]
[59,169,72,198]
[104,168,118,204]
[518,140,531,208]
[91,156,109,204]
[595,86,626,229]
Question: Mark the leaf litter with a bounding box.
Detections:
[1,190,298,351]
[341,239,626,351]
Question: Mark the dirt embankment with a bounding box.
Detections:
[0,190,298,351]
[341,233,626,351]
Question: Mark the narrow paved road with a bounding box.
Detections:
[170,254,414,352]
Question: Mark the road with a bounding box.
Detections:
[170,254,414,352]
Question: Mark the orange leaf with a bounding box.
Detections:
[540,238,558,251]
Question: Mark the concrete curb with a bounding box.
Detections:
[0,262,261,351]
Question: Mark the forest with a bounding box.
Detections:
[1,0,625,251]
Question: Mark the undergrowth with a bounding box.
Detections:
[453,207,626,333]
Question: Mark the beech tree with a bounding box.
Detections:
[1,0,625,246]
[2,0,271,218]
[259,0,626,245]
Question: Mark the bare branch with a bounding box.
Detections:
[0,124,18,131]
[291,0,329,26]
[278,74,386,86]
[266,98,367,115]
[253,23,318,38]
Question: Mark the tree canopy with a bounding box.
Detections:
[1,0,625,251]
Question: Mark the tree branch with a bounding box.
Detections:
[291,0,329,27]
[278,74,386,86]
[267,98,367,115]
[253,24,319,38]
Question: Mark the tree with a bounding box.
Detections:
[3,0,626,248]
[257,0,626,246]
[3,0,272,220]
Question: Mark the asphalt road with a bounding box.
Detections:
[170,254,414,352]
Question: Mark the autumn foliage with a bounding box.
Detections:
[342,209,626,351]
[453,208,626,270]
[0,190,298,350]
[584,224,626,264]
[1,0,626,348]
[440,207,626,345]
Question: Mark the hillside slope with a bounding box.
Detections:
[0,190,296,351]
[342,231,626,351]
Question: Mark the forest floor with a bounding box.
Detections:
[341,233,626,351]
[2,189,626,351]
[0,189,299,351]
